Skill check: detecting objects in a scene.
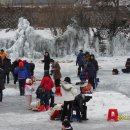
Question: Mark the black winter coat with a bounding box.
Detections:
[29,63,35,76]
[3,58,11,73]
[0,68,5,90]
[86,62,96,78]
[91,59,99,71]
[74,94,85,113]
[42,55,51,70]
[0,56,2,68]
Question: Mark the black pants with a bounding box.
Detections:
[61,101,73,121]
[55,79,60,87]
[88,77,95,89]
[75,105,87,121]
[40,91,50,106]
[78,65,84,76]
[4,72,10,84]
[0,89,3,102]
[18,79,26,96]
[14,74,18,84]
[50,90,55,107]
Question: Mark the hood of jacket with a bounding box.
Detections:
[62,82,72,91]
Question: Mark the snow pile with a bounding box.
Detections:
[3,88,19,96]
[87,91,130,119]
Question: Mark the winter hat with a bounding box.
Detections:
[26,78,32,84]
[19,61,24,67]
[79,49,83,52]
[62,119,71,128]
[64,77,71,84]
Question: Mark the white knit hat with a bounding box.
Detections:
[26,78,31,84]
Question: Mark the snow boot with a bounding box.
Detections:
[45,105,50,111]
[38,105,44,112]
[55,86,62,96]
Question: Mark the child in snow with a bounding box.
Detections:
[15,61,29,96]
[25,78,34,110]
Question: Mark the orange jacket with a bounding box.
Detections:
[82,83,92,93]
[1,52,6,61]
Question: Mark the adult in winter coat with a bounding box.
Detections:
[60,77,77,121]
[38,72,54,112]
[3,57,12,84]
[0,49,6,61]
[76,50,84,76]
[0,67,5,102]
[90,54,99,72]
[41,52,51,73]
[50,59,62,95]
[12,58,22,84]
[85,62,96,90]
[15,61,29,96]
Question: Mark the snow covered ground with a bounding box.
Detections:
[0,56,130,130]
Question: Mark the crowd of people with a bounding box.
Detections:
[0,49,35,101]
[0,49,98,130]
[1,49,129,130]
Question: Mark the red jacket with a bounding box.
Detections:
[40,76,54,91]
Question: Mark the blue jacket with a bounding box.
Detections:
[76,52,84,65]
[15,67,29,79]
[24,62,31,78]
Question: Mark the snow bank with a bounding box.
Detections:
[87,91,130,119]
[3,88,19,96]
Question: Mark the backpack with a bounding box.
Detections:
[36,86,45,99]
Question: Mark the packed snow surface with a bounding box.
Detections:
[0,56,130,130]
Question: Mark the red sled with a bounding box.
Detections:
[51,110,61,120]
